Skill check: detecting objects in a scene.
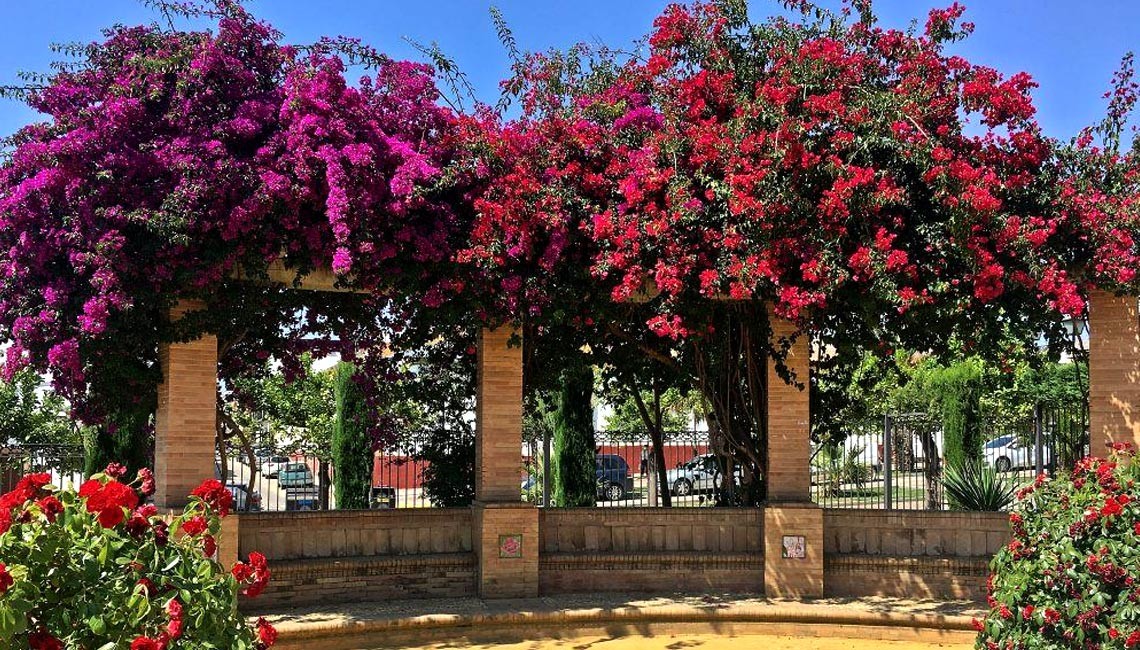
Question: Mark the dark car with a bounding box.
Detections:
[596,454,634,501]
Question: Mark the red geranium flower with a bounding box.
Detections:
[137,468,156,497]
[166,598,184,640]
[28,629,63,650]
[181,515,208,537]
[79,478,140,527]
[1,473,53,510]
[0,562,12,593]
[191,479,233,518]
[256,617,278,648]
[104,463,127,479]
[129,636,164,650]
[36,495,63,523]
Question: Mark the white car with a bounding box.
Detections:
[665,454,739,496]
[262,455,292,478]
[984,435,1050,473]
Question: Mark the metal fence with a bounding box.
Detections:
[810,402,1089,510]
[523,429,725,508]
[0,444,85,493]
[221,430,465,512]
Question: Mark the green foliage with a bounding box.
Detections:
[417,427,474,507]
[602,387,699,439]
[231,354,336,458]
[552,363,596,507]
[935,359,985,471]
[0,368,80,447]
[812,442,872,497]
[979,448,1140,648]
[942,462,1015,511]
[332,363,372,510]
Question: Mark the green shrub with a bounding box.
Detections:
[943,462,1014,511]
[935,359,984,471]
[977,444,1140,648]
[0,467,274,648]
[552,364,596,507]
[332,362,373,509]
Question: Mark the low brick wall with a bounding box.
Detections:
[823,510,1009,601]
[538,508,765,594]
[240,510,475,609]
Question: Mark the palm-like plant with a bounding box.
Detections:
[943,461,1016,511]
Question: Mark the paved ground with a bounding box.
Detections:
[261,594,984,650]
[259,593,985,623]
[392,633,972,650]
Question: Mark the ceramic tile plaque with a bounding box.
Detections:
[498,534,523,558]
[781,535,806,559]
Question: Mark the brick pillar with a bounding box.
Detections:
[766,310,811,501]
[1089,290,1140,455]
[154,300,218,509]
[764,308,823,597]
[473,327,538,598]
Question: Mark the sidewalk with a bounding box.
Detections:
[259,594,984,650]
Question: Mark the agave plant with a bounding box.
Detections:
[943,461,1016,511]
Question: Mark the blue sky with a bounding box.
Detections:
[1,0,1138,140]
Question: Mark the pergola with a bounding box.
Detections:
[149,264,1140,599]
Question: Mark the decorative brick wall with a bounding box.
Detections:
[240,510,473,560]
[764,504,823,598]
[154,300,217,509]
[1089,290,1140,455]
[538,508,764,594]
[474,502,539,599]
[823,510,1010,601]
[240,510,475,609]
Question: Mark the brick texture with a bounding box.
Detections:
[474,502,539,599]
[540,508,763,554]
[239,509,473,561]
[767,309,810,502]
[822,509,1009,601]
[154,300,217,509]
[823,510,1009,558]
[475,327,523,502]
[764,504,824,598]
[539,508,764,594]
[825,555,990,600]
[1089,290,1140,455]
[247,554,476,610]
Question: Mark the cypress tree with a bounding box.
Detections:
[937,359,984,470]
[552,363,597,507]
[332,362,373,509]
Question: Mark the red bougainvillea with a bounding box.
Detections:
[464,0,1101,348]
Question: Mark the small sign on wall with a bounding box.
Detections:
[498,534,523,558]
[781,535,806,559]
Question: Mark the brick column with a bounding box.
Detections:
[764,308,823,597]
[154,300,218,509]
[473,327,538,598]
[766,310,811,501]
[1089,290,1140,455]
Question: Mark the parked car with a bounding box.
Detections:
[985,435,1051,473]
[284,486,320,511]
[596,454,634,501]
[262,455,291,478]
[226,483,262,512]
[665,454,740,496]
[369,486,397,509]
[277,462,315,488]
